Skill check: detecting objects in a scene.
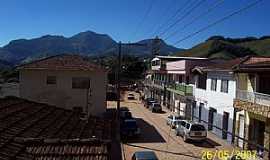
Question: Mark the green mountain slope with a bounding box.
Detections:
[174,36,270,59]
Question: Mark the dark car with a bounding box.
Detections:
[120,119,140,137]
[120,106,129,112]
[132,151,158,160]
[120,111,132,120]
[149,103,162,113]
[144,98,156,108]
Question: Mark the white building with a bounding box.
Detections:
[191,59,241,143]
[18,54,108,117]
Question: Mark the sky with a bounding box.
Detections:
[0,0,269,49]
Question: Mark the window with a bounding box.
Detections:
[211,78,217,91]
[178,75,183,83]
[191,125,206,131]
[186,123,190,129]
[221,79,229,93]
[72,77,90,89]
[46,76,56,85]
[197,74,207,89]
[181,121,186,127]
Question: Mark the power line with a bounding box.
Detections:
[164,0,225,41]
[146,0,176,38]
[132,0,155,41]
[158,0,206,38]
[173,0,264,46]
[151,0,191,38]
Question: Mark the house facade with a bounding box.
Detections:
[18,55,107,116]
[144,56,207,118]
[191,59,241,144]
[232,56,270,158]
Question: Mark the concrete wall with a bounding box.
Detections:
[193,71,236,143]
[19,69,107,116]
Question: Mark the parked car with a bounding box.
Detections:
[144,98,156,108]
[149,103,162,113]
[127,93,135,100]
[175,120,207,142]
[167,115,183,128]
[120,111,132,120]
[120,106,129,112]
[132,151,158,160]
[120,119,140,137]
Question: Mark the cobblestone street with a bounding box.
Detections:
[108,91,234,160]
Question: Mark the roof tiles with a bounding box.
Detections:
[0,97,112,160]
[17,54,107,72]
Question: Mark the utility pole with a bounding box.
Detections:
[116,41,121,120]
[116,42,147,120]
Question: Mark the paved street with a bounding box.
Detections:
[108,91,233,160]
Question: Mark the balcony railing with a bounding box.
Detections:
[236,89,270,106]
[144,79,165,89]
[166,82,193,96]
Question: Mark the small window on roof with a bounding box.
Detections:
[47,76,56,85]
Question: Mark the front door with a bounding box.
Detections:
[222,112,229,139]
[208,108,216,131]
[238,115,245,148]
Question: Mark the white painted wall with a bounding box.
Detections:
[193,71,236,143]
[19,69,107,116]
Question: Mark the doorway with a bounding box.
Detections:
[222,112,229,139]
[208,107,217,131]
[238,115,245,148]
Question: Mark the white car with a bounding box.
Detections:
[127,93,135,100]
[175,120,207,142]
[167,115,183,128]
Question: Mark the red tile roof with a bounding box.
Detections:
[0,97,112,160]
[233,56,270,72]
[192,58,243,73]
[17,54,107,72]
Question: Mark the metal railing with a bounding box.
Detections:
[236,89,270,106]
[166,82,193,96]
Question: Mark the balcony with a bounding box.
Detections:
[236,89,270,107]
[166,82,193,96]
[144,79,165,90]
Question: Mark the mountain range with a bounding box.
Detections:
[174,35,270,59]
[0,31,182,65]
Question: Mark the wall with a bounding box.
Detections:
[19,69,106,116]
[193,71,236,143]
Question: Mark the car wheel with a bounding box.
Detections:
[183,134,188,142]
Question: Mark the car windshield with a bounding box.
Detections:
[125,112,132,118]
[191,125,206,131]
[125,121,137,128]
[175,116,182,120]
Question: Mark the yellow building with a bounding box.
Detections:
[233,56,270,159]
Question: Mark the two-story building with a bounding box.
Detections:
[233,56,270,158]
[18,54,108,117]
[191,59,241,144]
[144,56,207,118]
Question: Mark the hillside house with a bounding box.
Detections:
[17,55,107,116]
